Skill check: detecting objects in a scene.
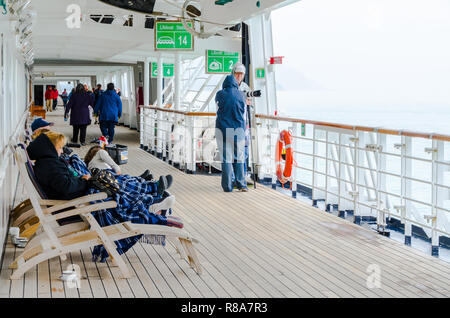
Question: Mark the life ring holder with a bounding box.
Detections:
[275,130,294,185]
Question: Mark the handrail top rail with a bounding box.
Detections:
[140,105,216,117]
[255,114,450,142]
[140,105,450,141]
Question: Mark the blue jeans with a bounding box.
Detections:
[100,121,116,143]
[216,130,247,192]
[232,132,249,185]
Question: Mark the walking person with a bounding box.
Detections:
[45,86,53,112]
[215,74,248,192]
[68,88,75,100]
[94,83,122,144]
[60,89,69,120]
[65,83,94,146]
[52,86,59,111]
[93,84,103,124]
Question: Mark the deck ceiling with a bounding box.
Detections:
[30,0,182,63]
[29,0,296,64]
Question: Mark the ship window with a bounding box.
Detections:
[123,15,133,27]
[145,16,154,29]
[89,14,115,24]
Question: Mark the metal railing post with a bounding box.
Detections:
[430,138,439,257]
[352,131,360,224]
[404,136,413,245]
[291,122,298,198]
[312,125,317,207]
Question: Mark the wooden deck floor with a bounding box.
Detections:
[2,108,450,298]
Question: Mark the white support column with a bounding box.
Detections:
[128,66,137,129]
[246,13,278,179]
[156,55,163,158]
[170,52,182,165]
[174,53,181,111]
[144,57,150,106]
[117,69,125,125]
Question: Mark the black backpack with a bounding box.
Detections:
[89,168,120,197]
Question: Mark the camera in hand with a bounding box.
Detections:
[246,90,261,98]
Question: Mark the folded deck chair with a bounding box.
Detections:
[9,146,202,280]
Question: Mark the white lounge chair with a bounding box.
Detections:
[9,146,202,280]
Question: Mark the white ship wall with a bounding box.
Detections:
[0,21,29,260]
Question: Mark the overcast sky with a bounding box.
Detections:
[271,0,450,111]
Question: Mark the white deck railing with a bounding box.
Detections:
[140,105,450,256]
[140,106,218,173]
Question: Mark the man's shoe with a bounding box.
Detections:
[238,187,249,192]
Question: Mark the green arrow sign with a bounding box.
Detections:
[155,21,194,51]
[206,50,240,74]
[151,63,174,78]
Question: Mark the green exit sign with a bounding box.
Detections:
[151,63,174,78]
[206,50,240,74]
[256,68,265,79]
[155,21,194,51]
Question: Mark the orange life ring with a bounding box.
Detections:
[275,130,294,184]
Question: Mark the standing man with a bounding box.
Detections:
[215,74,248,192]
[94,83,122,144]
[93,84,103,125]
[230,63,261,187]
[231,63,251,187]
[94,84,103,104]
[52,86,59,111]
[60,89,69,119]
[45,86,53,112]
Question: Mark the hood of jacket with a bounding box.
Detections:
[27,133,59,161]
[103,89,117,96]
[222,74,239,90]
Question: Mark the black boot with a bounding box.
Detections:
[157,175,173,197]
[143,174,154,181]
[139,169,150,179]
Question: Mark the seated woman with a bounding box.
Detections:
[26,131,180,261]
[27,131,91,200]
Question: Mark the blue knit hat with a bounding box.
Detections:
[31,118,53,132]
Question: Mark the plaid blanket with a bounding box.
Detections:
[60,153,172,262]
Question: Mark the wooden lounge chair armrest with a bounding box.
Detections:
[47,201,118,222]
[39,199,69,206]
[42,192,109,214]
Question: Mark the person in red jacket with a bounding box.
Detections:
[45,86,53,112]
[52,86,59,111]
